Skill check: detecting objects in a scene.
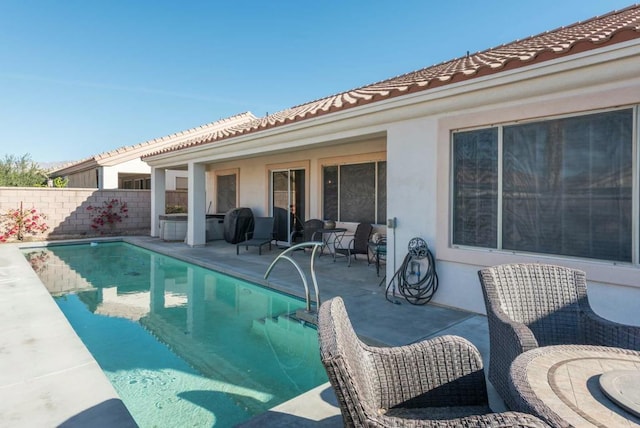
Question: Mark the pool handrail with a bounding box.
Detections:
[264,241,323,314]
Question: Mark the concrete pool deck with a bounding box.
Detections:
[0,240,137,427]
[0,237,502,427]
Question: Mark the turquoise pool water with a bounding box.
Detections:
[24,242,327,427]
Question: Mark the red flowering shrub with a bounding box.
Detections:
[86,199,129,234]
[0,203,49,242]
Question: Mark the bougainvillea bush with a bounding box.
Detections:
[86,199,129,234]
[0,203,49,242]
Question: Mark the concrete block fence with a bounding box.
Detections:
[0,187,151,241]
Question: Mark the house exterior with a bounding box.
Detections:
[50,112,257,190]
[143,6,640,322]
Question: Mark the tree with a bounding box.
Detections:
[52,176,68,188]
[0,154,48,187]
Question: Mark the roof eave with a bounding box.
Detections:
[144,36,640,167]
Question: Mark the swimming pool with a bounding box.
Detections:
[24,242,327,427]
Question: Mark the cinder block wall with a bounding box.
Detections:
[0,187,151,241]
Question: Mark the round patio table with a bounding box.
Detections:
[509,345,640,428]
[314,228,346,256]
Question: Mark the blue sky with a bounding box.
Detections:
[0,1,634,164]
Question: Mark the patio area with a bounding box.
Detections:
[0,235,500,427]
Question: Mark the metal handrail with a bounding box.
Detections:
[264,242,322,313]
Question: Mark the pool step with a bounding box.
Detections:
[251,312,317,350]
[139,313,271,416]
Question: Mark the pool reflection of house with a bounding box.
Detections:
[52,249,325,409]
[141,7,640,323]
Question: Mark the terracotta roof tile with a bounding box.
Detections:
[145,5,640,159]
[52,112,257,172]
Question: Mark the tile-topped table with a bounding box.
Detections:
[509,345,640,427]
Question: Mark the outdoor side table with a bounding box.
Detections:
[313,228,347,256]
[509,344,640,428]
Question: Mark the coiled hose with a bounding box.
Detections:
[385,238,438,305]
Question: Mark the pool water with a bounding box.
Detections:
[24,242,327,427]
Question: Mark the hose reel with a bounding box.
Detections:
[385,237,438,305]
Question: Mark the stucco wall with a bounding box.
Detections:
[205,138,387,223]
[62,162,186,190]
[388,58,640,325]
[166,170,188,191]
[105,158,152,189]
[0,188,150,240]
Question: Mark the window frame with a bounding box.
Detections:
[449,106,639,266]
[213,168,239,214]
[320,152,387,225]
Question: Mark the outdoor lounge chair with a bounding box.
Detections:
[332,222,372,266]
[478,263,640,409]
[318,296,549,427]
[236,216,274,255]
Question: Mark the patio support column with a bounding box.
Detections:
[96,167,104,189]
[150,167,166,238]
[102,168,119,189]
[187,162,206,247]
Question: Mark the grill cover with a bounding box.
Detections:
[223,208,254,244]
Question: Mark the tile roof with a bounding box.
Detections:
[145,5,640,159]
[51,112,257,173]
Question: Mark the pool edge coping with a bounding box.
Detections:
[0,240,138,427]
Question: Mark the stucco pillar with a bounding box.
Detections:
[102,167,119,189]
[150,167,166,237]
[96,167,104,189]
[187,162,206,247]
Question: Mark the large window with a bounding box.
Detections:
[216,173,237,214]
[452,108,635,263]
[323,161,386,224]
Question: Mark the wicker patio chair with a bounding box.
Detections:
[318,296,549,427]
[478,263,640,409]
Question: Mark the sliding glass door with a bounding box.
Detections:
[271,169,306,245]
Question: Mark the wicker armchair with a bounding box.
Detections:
[478,263,640,409]
[318,297,549,427]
